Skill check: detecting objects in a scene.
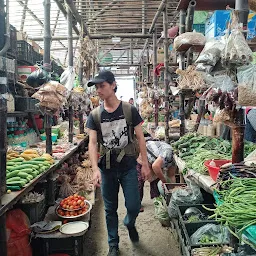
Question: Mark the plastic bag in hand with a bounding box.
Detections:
[190,224,229,245]
[60,66,76,91]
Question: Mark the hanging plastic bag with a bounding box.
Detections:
[221,12,253,67]
[196,38,225,67]
[190,224,229,245]
[153,196,170,226]
[168,180,203,218]
[60,66,76,91]
[237,64,256,106]
[174,32,206,51]
[26,67,50,88]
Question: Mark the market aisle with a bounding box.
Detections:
[85,183,181,256]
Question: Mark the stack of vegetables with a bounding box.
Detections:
[6,151,55,191]
[209,178,256,246]
[172,133,256,174]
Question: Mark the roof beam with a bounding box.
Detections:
[65,0,89,36]
[20,0,28,32]
[31,33,153,41]
[54,0,80,35]
[88,0,120,22]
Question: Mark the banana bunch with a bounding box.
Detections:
[41,153,55,164]
[76,134,85,139]
[20,149,40,161]
[7,151,21,161]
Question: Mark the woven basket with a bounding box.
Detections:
[249,0,256,12]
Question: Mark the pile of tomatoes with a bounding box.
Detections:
[57,194,89,218]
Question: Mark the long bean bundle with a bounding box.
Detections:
[209,178,256,240]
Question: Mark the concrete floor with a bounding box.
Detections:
[85,183,181,256]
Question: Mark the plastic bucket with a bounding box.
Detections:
[204,160,231,181]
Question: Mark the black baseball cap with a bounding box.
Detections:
[87,70,115,87]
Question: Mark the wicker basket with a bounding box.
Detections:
[249,0,256,12]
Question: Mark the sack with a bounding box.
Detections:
[237,65,256,106]
[6,209,32,256]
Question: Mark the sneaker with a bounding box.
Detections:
[107,246,119,256]
[128,226,139,243]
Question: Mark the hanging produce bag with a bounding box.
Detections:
[173,32,206,52]
[237,64,256,106]
[60,66,76,92]
[190,224,229,245]
[26,67,50,88]
[195,38,225,67]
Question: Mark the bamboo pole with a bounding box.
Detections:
[163,5,169,142]
[153,29,159,128]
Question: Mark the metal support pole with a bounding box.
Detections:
[0,96,7,256]
[142,0,146,34]
[67,8,74,143]
[163,6,169,142]
[153,30,159,128]
[43,0,52,155]
[146,44,150,84]
[179,92,186,136]
[78,60,84,134]
[179,9,186,136]
[231,0,249,164]
[130,39,133,64]
[186,1,196,67]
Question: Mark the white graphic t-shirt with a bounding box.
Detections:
[86,102,143,170]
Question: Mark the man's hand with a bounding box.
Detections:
[92,168,102,187]
[141,163,151,181]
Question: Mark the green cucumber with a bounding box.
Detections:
[6,170,21,179]
[6,177,22,182]
[23,160,48,166]
[31,157,47,162]
[9,164,39,171]
[7,185,21,191]
[8,157,24,162]
[27,174,33,180]
[6,180,26,187]
[17,172,29,179]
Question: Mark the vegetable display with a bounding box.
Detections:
[172,133,256,174]
[6,156,54,191]
[209,178,256,244]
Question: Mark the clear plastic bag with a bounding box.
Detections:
[214,75,236,92]
[196,38,225,66]
[60,66,76,91]
[222,29,253,67]
[174,32,206,51]
[168,180,203,218]
[237,65,256,106]
[195,63,214,73]
[190,224,229,245]
[153,196,170,226]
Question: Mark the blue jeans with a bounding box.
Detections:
[100,165,141,247]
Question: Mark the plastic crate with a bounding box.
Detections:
[17,40,33,63]
[193,24,205,35]
[182,221,229,249]
[32,233,86,256]
[15,97,37,112]
[178,204,215,224]
[18,197,46,225]
[32,50,43,64]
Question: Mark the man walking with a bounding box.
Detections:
[86,70,150,256]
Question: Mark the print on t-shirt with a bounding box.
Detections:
[101,118,128,150]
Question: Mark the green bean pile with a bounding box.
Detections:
[209,178,256,239]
